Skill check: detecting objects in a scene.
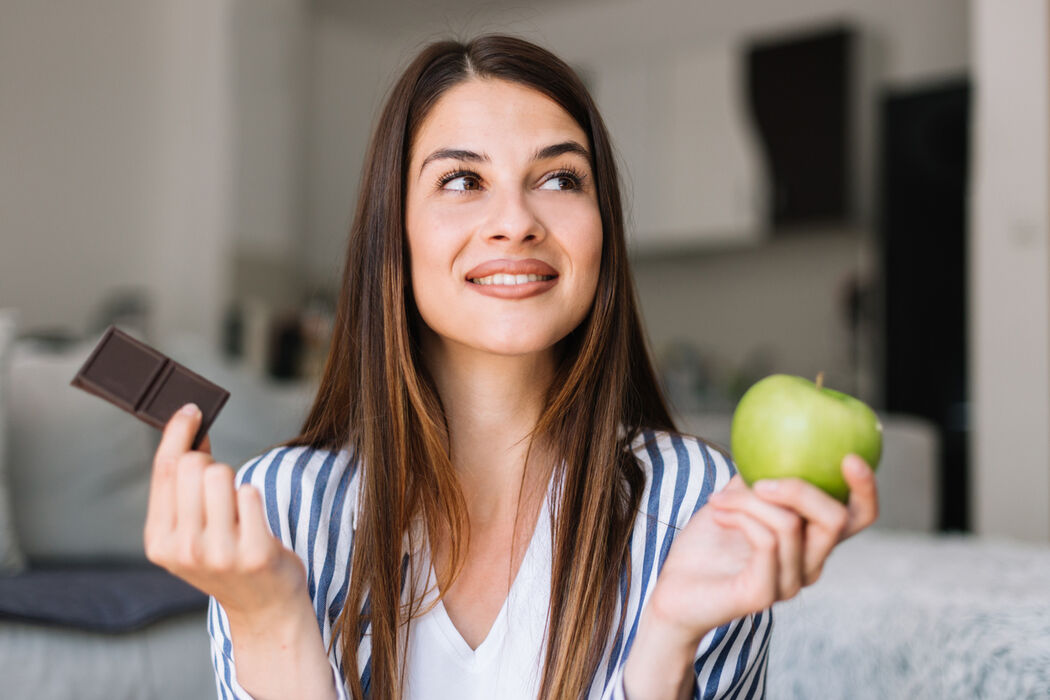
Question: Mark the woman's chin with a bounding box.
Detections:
[448,332,566,359]
[473,339,559,358]
[418,318,581,360]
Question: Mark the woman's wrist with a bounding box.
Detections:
[226,594,338,700]
[622,604,707,700]
[224,593,309,640]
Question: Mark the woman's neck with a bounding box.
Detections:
[423,334,556,526]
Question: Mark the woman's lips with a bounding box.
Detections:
[465,258,559,299]
[465,258,558,279]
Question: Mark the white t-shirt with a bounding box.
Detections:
[208,430,772,699]
[403,482,553,699]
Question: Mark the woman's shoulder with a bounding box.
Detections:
[628,428,737,528]
[233,443,360,488]
[233,443,362,544]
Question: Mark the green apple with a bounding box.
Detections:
[730,373,882,503]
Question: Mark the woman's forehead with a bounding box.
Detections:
[410,79,588,166]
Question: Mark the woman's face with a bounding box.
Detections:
[405,78,603,359]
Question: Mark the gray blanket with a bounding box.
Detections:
[768,530,1050,699]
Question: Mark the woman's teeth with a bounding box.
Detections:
[470,273,555,286]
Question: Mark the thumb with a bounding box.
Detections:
[841,454,878,537]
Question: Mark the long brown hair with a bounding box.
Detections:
[291,34,676,699]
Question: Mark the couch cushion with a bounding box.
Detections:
[0,564,207,632]
[0,310,27,574]
[8,337,156,562]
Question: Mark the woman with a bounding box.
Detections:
[144,34,878,700]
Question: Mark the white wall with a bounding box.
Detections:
[231,0,310,264]
[632,230,869,402]
[0,1,166,334]
[970,0,1050,541]
[0,0,307,344]
[150,0,236,346]
[303,18,392,287]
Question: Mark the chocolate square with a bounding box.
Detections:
[71,326,229,449]
[71,329,167,413]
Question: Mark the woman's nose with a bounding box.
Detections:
[483,187,546,244]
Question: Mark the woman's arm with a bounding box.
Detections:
[148,406,341,700]
[222,595,338,700]
[620,606,703,700]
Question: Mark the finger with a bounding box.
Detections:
[749,477,849,583]
[198,434,212,455]
[154,404,204,469]
[147,404,203,538]
[709,509,778,608]
[203,464,237,533]
[841,455,879,538]
[709,490,804,598]
[175,452,211,534]
[145,459,177,544]
[237,484,276,566]
[200,464,237,572]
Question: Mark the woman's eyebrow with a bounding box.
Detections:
[418,148,486,178]
[417,140,591,179]
[533,140,591,163]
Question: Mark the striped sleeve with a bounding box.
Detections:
[685,438,772,699]
[600,432,772,699]
[603,608,771,700]
[691,608,772,699]
[205,447,354,700]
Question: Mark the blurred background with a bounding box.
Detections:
[1,0,1046,544]
[3,3,1050,697]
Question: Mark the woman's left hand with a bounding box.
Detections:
[623,455,878,700]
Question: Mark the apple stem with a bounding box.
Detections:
[816,371,825,390]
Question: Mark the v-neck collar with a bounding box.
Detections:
[416,477,554,668]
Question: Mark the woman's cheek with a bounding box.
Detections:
[576,216,604,302]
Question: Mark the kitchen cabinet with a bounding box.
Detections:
[589,44,766,253]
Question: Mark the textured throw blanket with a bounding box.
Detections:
[768,530,1050,699]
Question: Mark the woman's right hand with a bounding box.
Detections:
[143,403,307,624]
[146,405,338,699]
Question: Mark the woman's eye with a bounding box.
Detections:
[442,174,482,191]
[437,169,584,192]
[539,172,583,191]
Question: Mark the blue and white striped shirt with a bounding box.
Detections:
[208,430,771,699]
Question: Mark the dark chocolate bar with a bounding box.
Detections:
[71,326,229,449]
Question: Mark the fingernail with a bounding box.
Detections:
[845,456,870,477]
[754,480,778,493]
[179,403,201,417]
